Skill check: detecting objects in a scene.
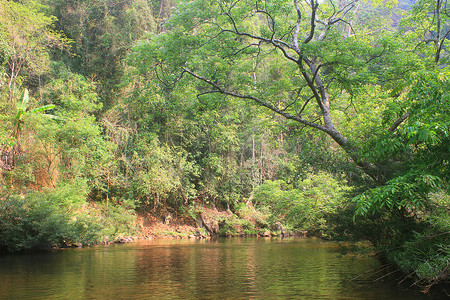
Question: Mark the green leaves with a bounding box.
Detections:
[0,182,136,252]
[353,173,443,216]
[12,89,57,139]
[354,70,449,217]
[253,173,351,232]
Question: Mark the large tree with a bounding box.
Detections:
[130,0,425,181]
[129,0,448,212]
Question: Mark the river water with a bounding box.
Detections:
[0,237,437,299]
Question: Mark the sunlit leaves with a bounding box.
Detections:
[0,0,68,81]
[354,70,449,217]
[400,0,450,63]
[254,173,352,231]
[354,173,443,215]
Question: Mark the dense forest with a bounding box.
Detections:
[0,0,448,293]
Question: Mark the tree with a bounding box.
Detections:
[402,0,450,64]
[0,0,67,171]
[130,0,428,184]
[0,0,67,102]
[354,70,449,215]
[46,0,157,108]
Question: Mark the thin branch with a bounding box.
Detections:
[183,68,328,132]
[303,0,318,44]
[436,28,450,62]
[299,59,326,112]
[373,269,401,282]
[231,43,261,56]
[335,0,358,20]
[154,64,171,86]
[221,29,298,62]
[298,95,315,116]
[329,0,337,17]
[256,9,276,40]
[282,95,301,112]
[350,264,392,281]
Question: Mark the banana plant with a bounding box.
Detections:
[12,88,57,139]
[1,89,58,171]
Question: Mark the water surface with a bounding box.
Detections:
[0,237,435,299]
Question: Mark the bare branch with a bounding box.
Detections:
[436,28,450,63]
[197,90,219,98]
[221,29,298,62]
[315,0,358,40]
[255,9,276,40]
[154,64,187,88]
[231,43,261,57]
[154,64,171,86]
[282,85,308,112]
[329,0,337,17]
[335,0,358,20]
[299,59,326,112]
[220,3,240,33]
[204,17,298,62]
[298,95,315,116]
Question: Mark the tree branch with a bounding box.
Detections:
[182,67,382,183]
[183,68,327,132]
[388,113,410,132]
[303,0,318,45]
[293,0,302,53]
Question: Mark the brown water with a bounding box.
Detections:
[0,237,437,299]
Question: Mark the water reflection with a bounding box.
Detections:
[0,238,435,299]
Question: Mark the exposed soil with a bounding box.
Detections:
[124,203,302,243]
[132,205,233,240]
[135,212,201,239]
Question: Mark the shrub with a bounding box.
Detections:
[387,209,450,292]
[252,172,351,235]
[0,183,136,252]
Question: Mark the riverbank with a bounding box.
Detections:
[125,203,306,242]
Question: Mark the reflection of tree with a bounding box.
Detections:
[0,239,423,298]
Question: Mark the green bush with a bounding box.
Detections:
[387,208,450,291]
[0,183,136,252]
[216,214,259,237]
[252,172,351,235]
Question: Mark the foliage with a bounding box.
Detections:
[354,70,449,216]
[350,71,449,290]
[0,182,135,252]
[35,64,115,190]
[218,216,258,236]
[387,200,450,291]
[46,0,157,107]
[12,89,56,140]
[0,0,68,101]
[0,2,448,295]
[234,201,270,229]
[129,137,199,208]
[253,172,351,235]
[400,0,450,64]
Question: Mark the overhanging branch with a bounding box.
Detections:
[183,68,327,132]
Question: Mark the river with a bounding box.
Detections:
[0,237,437,299]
